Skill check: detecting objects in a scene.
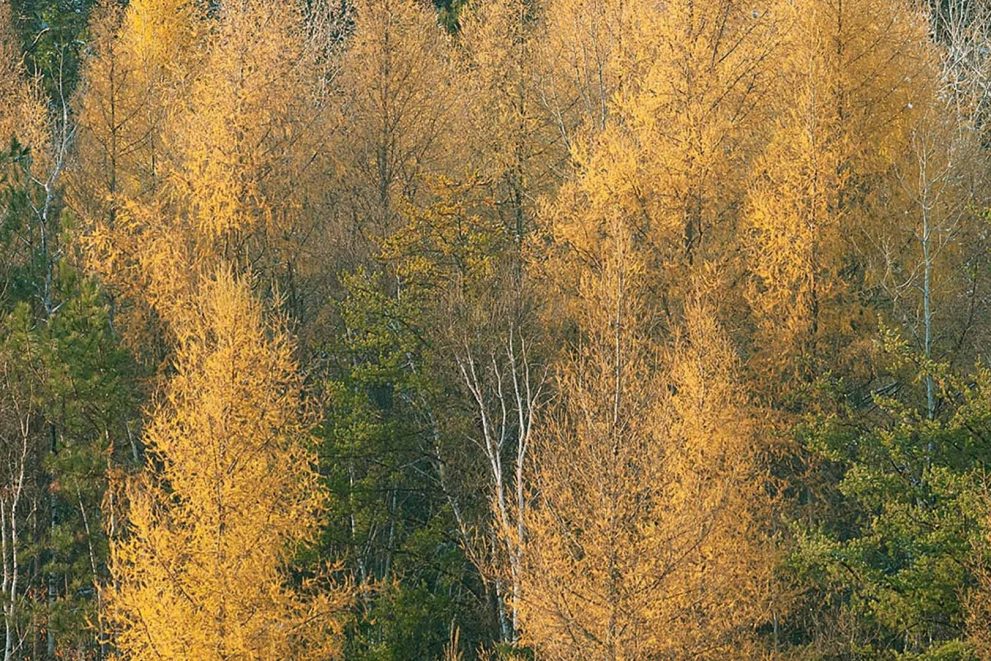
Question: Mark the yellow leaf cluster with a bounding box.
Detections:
[335,0,459,240]
[172,0,331,243]
[71,0,202,220]
[519,223,777,659]
[0,1,47,168]
[543,0,778,317]
[105,270,350,660]
[744,0,942,382]
[76,0,333,344]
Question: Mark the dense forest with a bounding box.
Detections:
[4,0,991,658]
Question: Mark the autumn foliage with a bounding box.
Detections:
[104,270,350,659]
[3,0,991,658]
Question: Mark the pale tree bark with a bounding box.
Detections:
[879,101,981,464]
[928,0,991,131]
[458,324,544,643]
[26,50,73,661]
[1,359,35,661]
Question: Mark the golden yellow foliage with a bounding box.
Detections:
[79,0,334,341]
[105,269,350,660]
[458,0,557,241]
[71,0,205,351]
[542,0,778,322]
[743,0,944,383]
[117,0,201,82]
[967,530,991,660]
[170,0,332,244]
[536,0,636,143]
[0,0,47,163]
[71,0,202,221]
[743,26,849,378]
[518,221,777,659]
[335,0,458,242]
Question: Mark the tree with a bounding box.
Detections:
[105,269,351,660]
[0,1,46,165]
[518,219,777,659]
[535,0,637,151]
[70,0,205,351]
[80,0,340,340]
[382,176,545,644]
[334,0,459,249]
[743,0,946,389]
[71,0,203,225]
[458,0,557,245]
[742,8,851,382]
[790,330,991,656]
[319,267,491,660]
[544,0,778,323]
[169,0,334,264]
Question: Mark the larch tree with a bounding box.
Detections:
[544,0,778,322]
[743,0,944,386]
[459,0,556,244]
[535,0,637,151]
[0,0,47,164]
[81,0,335,333]
[742,5,850,381]
[71,0,203,228]
[335,0,459,250]
[518,216,777,659]
[169,0,335,270]
[104,269,351,660]
[71,0,205,350]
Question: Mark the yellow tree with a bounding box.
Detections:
[169,0,333,260]
[335,0,458,249]
[742,25,849,381]
[518,218,777,659]
[81,0,335,336]
[105,269,350,659]
[536,0,638,150]
[70,0,204,351]
[458,0,559,244]
[70,0,202,226]
[743,0,943,384]
[544,0,778,320]
[0,0,46,160]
